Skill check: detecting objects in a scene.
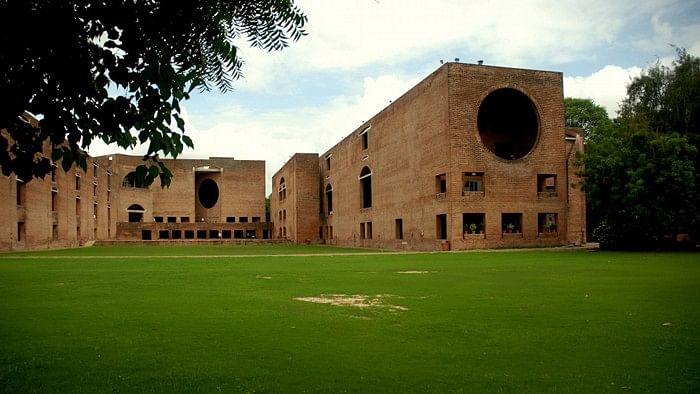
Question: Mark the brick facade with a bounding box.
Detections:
[274,63,586,250]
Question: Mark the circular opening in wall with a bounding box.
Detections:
[477,88,539,160]
[198,179,219,209]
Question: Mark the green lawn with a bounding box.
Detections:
[1,246,698,393]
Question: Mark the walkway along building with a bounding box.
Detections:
[271,62,586,250]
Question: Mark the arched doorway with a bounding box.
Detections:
[127,204,145,222]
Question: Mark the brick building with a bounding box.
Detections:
[271,62,586,250]
[0,124,270,249]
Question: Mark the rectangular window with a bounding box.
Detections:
[239,216,248,223]
[462,172,485,194]
[75,175,80,191]
[154,216,164,223]
[17,222,25,242]
[93,163,98,178]
[462,213,485,236]
[209,230,219,238]
[502,213,523,234]
[325,154,332,170]
[184,230,195,239]
[360,126,370,150]
[436,214,447,239]
[226,216,235,223]
[141,230,152,240]
[329,226,333,240]
[93,183,97,197]
[366,222,373,239]
[16,179,26,206]
[252,217,260,222]
[181,216,190,223]
[159,230,170,239]
[395,218,403,240]
[107,172,111,190]
[436,173,447,194]
[51,190,58,212]
[234,230,244,239]
[538,213,558,233]
[171,230,182,239]
[222,230,232,239]
[167,216,176,223]
[196,230,207,239]
[75,197,80,216]
[537,174,557,196]
[360,222,366,239]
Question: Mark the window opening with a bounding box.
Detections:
[141,230,152,240]
[537,174,557,196]
[436,214,447,239]
[360,167,372,208]
[396,218,403,240]
[325,184,333,214]
[462,213,485,236]
[436,173,447,194]
[538,213,558,233]
[360,126,370,150]
[502,213,523,234]
[462,172,485,194]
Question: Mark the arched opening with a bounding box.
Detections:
[325,184,333,214]
[477,88,539,160]
[198,179,219,209]
[127,204,144,223]
[122,172,148,188]
[359,167,372,208]
[278,177,286,201]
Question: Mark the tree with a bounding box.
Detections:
[564,97,612,140]
[583,122,696,249]
[0,0,307,186]
[581,48,700,249]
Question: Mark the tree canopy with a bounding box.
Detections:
[0,0,307,186]
[577,48,700,249]
[564,97,612,140]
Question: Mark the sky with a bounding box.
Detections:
[88,0,700,194]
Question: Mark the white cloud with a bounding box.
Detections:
[564,65,643,117]
[181,72,422,194]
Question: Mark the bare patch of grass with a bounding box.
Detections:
[294,294,407,311]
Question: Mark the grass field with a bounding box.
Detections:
[1,245,698,393]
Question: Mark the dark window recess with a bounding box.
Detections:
[16,180,26,206]
[360,127,369,150]
[538,213,558,233]
[184,230,195,239]
[171,230,182,239]
[154,216,164,223]
[141,230,152,240]
[159,230,169,239]
[198,179,219,208]
[252,217,260,222]
[502,213,523,233]
[478,88,539,160]
[222,230,232,239]
[537,174,557,194]
[360,223,366,239]
[227,217,235,223]
[234,230,244,239]
[167,216,177,223]
[325,184,333,214]
[325,155,331,170]
[462,213,486,235]
[239,217,248,223]
[196,230,207,239]
[436,174,447,194]
[360,167,372,208]
[246,230,256,238]
[395,219,403,240]
[209,230,220,238]
[181,217,190,223]
[366,222,373,239]
[436,214,447,239]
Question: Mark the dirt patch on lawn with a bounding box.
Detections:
[294,294,407,311]
[397,270,436,274]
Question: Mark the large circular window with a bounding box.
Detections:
[198,179,219,208]
[477,88,539,160]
